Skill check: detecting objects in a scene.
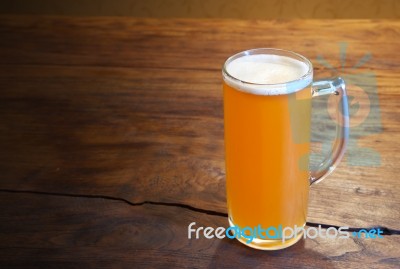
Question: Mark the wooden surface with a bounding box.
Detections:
[0,16,399,268]
[1,0,400,19]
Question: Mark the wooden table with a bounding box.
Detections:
[0,16,399,268]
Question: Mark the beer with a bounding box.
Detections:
[223,51,313,249]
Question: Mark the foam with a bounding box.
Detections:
[223,54,312,95]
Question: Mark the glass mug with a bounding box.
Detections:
[222,48,349,250]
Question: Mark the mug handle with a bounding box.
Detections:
[309,77,350,185]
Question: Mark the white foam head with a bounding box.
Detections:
[223,52,312,95]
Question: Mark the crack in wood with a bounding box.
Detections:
[0,188,399,236]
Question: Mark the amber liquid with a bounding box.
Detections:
[223,81,312,249]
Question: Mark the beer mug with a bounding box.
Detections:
[222,48,349,250]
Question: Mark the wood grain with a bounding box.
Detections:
[0,192,398,268]
[0,17,399,70]
[0,16,399,268]
[0,65,398,228]
[0,0,399,19]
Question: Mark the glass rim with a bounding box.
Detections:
[222,48,313,87]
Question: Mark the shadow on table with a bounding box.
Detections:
[208,237,336,268]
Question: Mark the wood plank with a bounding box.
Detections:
[0,64,399,231]
[0,17,399,71]
[0,16,400,268]
[0,192,399,268]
